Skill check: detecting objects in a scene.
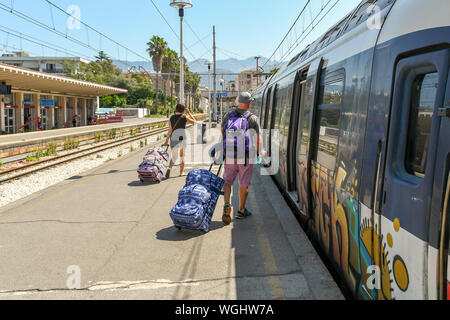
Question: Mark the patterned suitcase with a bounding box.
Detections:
[137,146,169,183]
[169,165,224,233]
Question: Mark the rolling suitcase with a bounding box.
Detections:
[137,146,169,183]
[169,164,224,233]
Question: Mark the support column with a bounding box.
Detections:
[74,98,79,122]
[16,92,24,132]
[33,94,40,131]
[0,95,4,132]
[81,98,87,126]
[61,96,67,127]
[48,95,55,129]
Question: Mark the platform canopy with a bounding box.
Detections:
[0,63,127,97]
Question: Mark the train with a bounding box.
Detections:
[251,0,450,300]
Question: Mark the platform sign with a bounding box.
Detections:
[41,99,55,107]
[211,93,228,98]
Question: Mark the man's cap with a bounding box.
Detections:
[238,92,255,104]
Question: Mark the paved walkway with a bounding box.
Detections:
[0,138,343,300]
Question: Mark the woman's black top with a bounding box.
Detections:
[170,114,187,148]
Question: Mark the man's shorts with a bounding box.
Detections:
[223,164,254,188]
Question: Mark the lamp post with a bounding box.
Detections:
[255,56,261,87]
[170,0,193,105]
[205,61,212,129]
[219,79,224,121]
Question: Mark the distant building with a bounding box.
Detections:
[237,69,260,92]
[0,52,90,74]
[226,80,237,92]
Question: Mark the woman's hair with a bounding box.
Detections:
[176,104,186,113]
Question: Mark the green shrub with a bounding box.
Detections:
[64,137,79,151]
[95,132,102,143]
[108,129,117,140]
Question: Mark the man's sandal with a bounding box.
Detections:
[236,208,252,219]
[222,203,232,225]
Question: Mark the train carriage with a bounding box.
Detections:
[253,0,450,300]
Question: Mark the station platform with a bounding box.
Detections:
[0,117,169,153]
[0,136,343,300]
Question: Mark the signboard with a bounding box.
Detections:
[211,93,228,98]
[24,101,35,106]
[41,99,55,107]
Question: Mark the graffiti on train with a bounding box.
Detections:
[309,161,409,300]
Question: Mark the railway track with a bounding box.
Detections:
[0,126,169,185]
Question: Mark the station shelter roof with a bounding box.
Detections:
[0,62,127,97]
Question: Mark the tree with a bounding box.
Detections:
[95,51,111,62]
[146,36,168,114]
[162,48,179,112]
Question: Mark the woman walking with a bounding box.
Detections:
[163,104,197,178]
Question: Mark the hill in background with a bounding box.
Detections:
[113,57,278,87]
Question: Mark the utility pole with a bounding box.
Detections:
[207,62,212,129]
[255,56,261,87]
[179,8,185,104]
[213,25,217,123]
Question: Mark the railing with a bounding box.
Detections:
[96,112,124,125]
[63,115,80,128]
[19,117,41,133]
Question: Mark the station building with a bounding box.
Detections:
[0,62,127,134]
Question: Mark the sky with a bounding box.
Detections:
[0,0,362,66]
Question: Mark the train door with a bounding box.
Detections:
[261,86,275,166]
[381,49,449,300]
[295,58,324,219]
[3,108,15,133]
[40,108,48,130]
[437,60,450,301]
[287,70,307,203]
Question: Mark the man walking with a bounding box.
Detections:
[221,92,262,225]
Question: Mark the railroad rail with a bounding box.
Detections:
[0,115,207,184]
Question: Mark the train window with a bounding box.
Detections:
[405,72,439,178]
[298,79,314,155]
[319,80,344,105]
[318,69,345,106]
[314,108,341,171]
[312,69,345,171]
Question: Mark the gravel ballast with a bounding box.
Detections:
[0,135,163,208]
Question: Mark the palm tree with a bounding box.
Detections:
[146,36,168,114]
[162,48,179,112]
[95,51,111,62]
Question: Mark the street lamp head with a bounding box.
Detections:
[170,0,193,9]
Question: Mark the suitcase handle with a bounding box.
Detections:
[161,144,170,153]
[209,163,223,176]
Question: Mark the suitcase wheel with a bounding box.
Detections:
[176,227,182,231]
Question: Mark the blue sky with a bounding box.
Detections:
[0,0,361,64]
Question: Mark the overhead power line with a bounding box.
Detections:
[45,0,151,63]
[272,0,341,70]
[148,0,208,70]
[0,24,92,59]
[0,1,134,67]
[263,0,342,69]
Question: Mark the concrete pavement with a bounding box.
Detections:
[0,137,343,300]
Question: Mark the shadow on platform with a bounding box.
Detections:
[156,221,227,242]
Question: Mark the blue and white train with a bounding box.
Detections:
[251,0,450,300]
